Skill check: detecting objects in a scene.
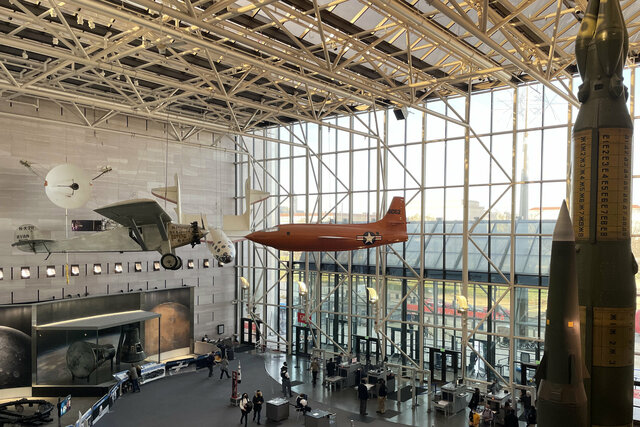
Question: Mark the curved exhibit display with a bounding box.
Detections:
[0,288,193,393]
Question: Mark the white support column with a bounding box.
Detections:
[462,82,471,382]
[508,87,519,399]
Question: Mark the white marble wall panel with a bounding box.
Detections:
[0,99,238,339]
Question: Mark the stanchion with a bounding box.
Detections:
[230,370,241,406]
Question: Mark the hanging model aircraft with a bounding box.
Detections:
[152,174,269,265]
[12,199,206,270]
[12,176,270,268]
[246,197,408,251]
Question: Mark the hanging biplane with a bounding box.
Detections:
[12,199,206,270]
[13,175,269,268]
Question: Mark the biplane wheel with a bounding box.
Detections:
[174,256,183,270]
[161,253,179,270]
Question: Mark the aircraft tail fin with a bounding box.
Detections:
[378,197,406,227]
[151,174,182,223]
[223,178,269,238]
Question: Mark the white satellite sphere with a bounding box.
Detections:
[44,164,91,209]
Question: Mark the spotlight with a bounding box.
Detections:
[366,287,379,304]
[114,263,123,273]
[0,268,3,280]
[46,266,56,278]
[187,259,194,269]
[70,265,80,276]
[20,267,31,279]
[297,281,308,297]
[153,261,160,271]
[134,262,142,272]
[393,106,408,120]
[203,259,210,268]
[93,264,102,275]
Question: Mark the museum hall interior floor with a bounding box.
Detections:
[99,351,522,427]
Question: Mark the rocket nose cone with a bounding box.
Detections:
[246,231,264,244]
[553,200,575,242]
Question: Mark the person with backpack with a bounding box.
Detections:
[481,405,494,426]
[239,393,252,427]
[281,367,292,398]
[252,390,264,425]
[526,404,537,426]
[220,356,231,379]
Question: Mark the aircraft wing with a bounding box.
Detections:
[11,239,56,253]
[94,199,172,227]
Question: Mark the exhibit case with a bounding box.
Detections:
[0,287,193,396]
[36,317,160,386]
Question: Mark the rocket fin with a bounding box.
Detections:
[534,353,548,385]
[583,361,590,379]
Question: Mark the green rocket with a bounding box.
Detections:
[573,0,636,425]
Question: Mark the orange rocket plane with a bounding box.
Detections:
[246,197,408,251]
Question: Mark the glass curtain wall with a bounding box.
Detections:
[237,68,640,390]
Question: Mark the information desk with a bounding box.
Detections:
[337,362,361,388]
[435,382,468,415]
[194,341,219,355]
[304,409,336,427]
[266,397,289,421]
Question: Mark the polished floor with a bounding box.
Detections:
[99,351,523,426]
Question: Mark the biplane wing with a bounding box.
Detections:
[94,199,172,226]
[94,199,173,252]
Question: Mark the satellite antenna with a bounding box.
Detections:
[44,164,92,209]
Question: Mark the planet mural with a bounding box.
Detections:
[0,326,31,388]
[145,302,190,354]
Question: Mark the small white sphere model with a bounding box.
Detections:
[44,164,92,209]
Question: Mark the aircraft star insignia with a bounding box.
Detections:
[360,231,378,245]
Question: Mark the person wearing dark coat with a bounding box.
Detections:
[128,364,140,392]
[206,351,215,378]
[521,389,532,418]
[326,359,335,377]
[252,390,264,424]
[376,379,388,414]
[526,405,537,427]
[357,379,369,415]
[281,368,292,398]
[468,387,480,410]
[504,408,519,427]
